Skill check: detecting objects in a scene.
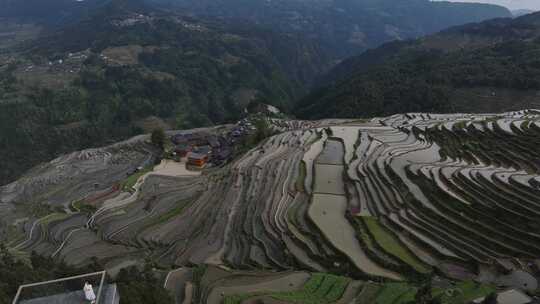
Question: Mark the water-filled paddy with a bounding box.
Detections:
[309,194,402,280]
[313,164,345,195]
[316,139,344,165]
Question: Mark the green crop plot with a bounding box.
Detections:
[434,280,496,304]
[356,283,381,304]
[375,283,415,304]
[121,166,154,191]
[361,216,431,274]
[223,273,350,304]
[273,273,349,303]
[224,294,260,304]
[295,161,307,192]
[369,280,495,304]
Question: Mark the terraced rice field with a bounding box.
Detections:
[2,111,540,302]
[359,216,431,274]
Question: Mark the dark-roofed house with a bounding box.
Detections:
[193,145,212,156]
[174,144,192,157]
[171,133,191,145]
[188,133,207,146]
[171,132,209,145]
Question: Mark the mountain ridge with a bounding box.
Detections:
[150,0,512,59]
[1,0,512,57]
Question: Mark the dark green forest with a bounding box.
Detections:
[295,12,540,119]
[0,4,329,185]
[150,0,511,59]
[0,0,511,59]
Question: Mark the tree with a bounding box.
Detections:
[151,128,166,150]
[415,278,433,304]
[482,292,498,304]
[116,265,173,304]
[253,118,272,142]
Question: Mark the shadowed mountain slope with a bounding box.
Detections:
[296,12,540,119]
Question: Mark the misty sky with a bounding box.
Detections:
[437,0,540,11]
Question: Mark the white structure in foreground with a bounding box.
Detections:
[472,289,533,304]
[12,271,119,304]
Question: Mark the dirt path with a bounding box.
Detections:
[150,159,201,178]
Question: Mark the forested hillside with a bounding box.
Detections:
[0,0,110,25]
[0,1,330,185]
[295,12,540,119]
[152,0,511,59]
[0,0,511,59]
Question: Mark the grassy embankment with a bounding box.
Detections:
[295,161,307,193]
[120,165,154,191]
[368,280,495,304]
[224,273,350,304]
[360,216,431,274]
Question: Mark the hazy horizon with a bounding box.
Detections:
[438,0,540,11]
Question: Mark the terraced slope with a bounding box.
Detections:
[1,110,539,299]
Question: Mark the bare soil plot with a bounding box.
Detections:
[206,272,310,304]
[151,159,201,177]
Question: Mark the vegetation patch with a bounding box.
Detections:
[375,283,415,304]
[120,166,154,191]
[233,118,276,158]
[361,216,431,274]
[295,161,307,193]
[71,199,98,214]
[356,282,381,304]
[370,280,495,304]
[39,213,70,226]
[434,280,495,304]
[223,273,350,304]
[141,199,194,230]
[27,203,62,218]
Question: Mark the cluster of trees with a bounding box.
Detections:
[233,117,276,158]
[0,245,172,304]
[407,279,498,304]
[0,64,17,98]
[115,265,173,304]
[1,247,71,302]
[0,246,106,304]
